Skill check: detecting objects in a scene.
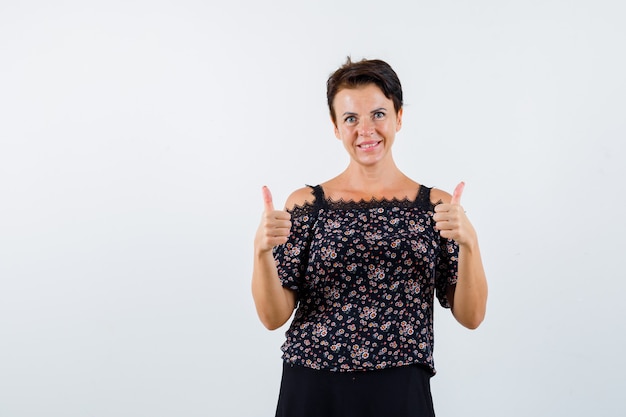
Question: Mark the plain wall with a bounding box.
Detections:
[1,1,625,416]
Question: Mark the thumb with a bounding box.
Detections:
[262,185,275,212]
[451,181,465,205]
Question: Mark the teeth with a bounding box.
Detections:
[360,143,377,149]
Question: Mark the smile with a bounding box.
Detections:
[358,141,381,149]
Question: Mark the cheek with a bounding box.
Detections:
[337,126,355,140]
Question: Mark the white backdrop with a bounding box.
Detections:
[1,1,625,416]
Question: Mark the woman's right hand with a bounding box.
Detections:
[252,186,296,330]
[254,186,292,254]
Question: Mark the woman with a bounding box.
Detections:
[252,57,488,417]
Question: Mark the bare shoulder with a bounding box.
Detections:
[284,186,316,210]
[430,187,453,205]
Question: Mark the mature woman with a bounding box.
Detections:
[252,57,488,417]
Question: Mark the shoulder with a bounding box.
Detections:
[284,186,317,211]
[430,187,452,205]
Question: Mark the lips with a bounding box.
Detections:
[357,141,381,150]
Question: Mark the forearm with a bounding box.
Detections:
[452,240,488,329]
[251,250,296,330]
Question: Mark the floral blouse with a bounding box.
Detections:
[273,185,458,374]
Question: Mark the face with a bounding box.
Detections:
[332,84,403,167]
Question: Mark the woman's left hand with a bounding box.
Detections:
[433,182,477,247]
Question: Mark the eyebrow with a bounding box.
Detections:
[341,107,388,117]
[370,107,387,114]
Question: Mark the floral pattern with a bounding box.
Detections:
[274,185,458,374]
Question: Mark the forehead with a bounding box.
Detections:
[333,84,391,111]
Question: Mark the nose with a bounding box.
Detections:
[358,118,374,137]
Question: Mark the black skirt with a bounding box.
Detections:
[275,362,435,417]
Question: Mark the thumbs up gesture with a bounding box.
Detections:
[255,186,292,254]
[433,182,476,246]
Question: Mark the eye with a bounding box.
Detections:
[373,111,385,119]
[344,115,357,124]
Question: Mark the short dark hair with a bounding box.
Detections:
[326,57,403,124]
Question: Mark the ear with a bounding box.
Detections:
[396,108,403,132]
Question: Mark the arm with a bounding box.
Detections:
[433,182,488,329]
[251,186,297,330]
[447,234,487,329]
[252,249,297,331]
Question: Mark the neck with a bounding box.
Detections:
[338,159,408,194]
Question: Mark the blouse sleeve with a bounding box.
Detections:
[272,206,317,298]
[435,236,459,308]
